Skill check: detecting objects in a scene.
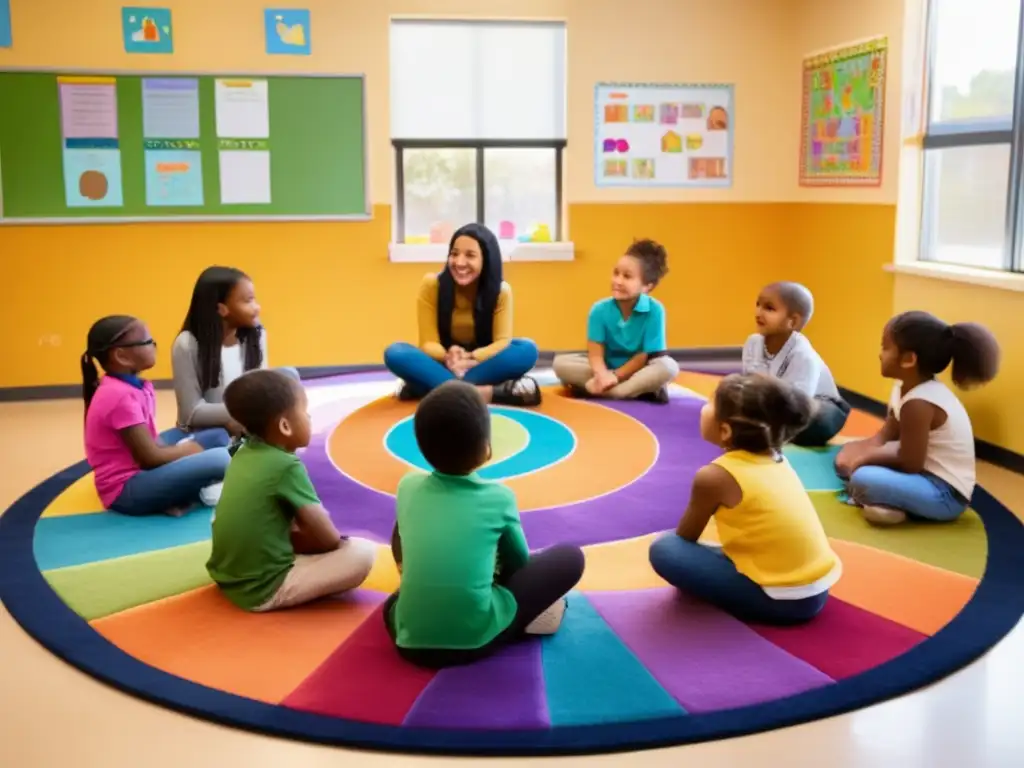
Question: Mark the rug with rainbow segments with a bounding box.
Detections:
[2,369,1023,756]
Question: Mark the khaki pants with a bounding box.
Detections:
[552,353,680,399]
[254,537,377,612]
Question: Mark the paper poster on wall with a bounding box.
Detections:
[122,7,174,54]
[57,76,124,208]
[218,141,271,204]
[144,141,204,206]
[0,0,12,49]
[799,37,887,186]
[594,82,734,188]
[142,78,200,139]
[264,8,311,55]
[215,79,270,139]
[214,79,272,204]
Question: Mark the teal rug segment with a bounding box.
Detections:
[541,593,685,726]
[33,507,213,571]
[783,445,843,492]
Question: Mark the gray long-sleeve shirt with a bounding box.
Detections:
[741,332,840,400]
[171,330,268,429]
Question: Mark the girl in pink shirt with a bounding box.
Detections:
[82,315,231,516]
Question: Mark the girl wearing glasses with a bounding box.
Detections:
[82,315,231,517]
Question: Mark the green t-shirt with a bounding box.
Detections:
[206,439,320,610]
[391,471,529,650]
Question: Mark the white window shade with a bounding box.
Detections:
[390,20,566,140]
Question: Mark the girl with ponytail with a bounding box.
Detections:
[836,311,1001,525]
[82,315,231,516]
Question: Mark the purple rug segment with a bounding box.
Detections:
[518,398,721,549]
[586,588,833,713]
[304,395,722,549]
[401,639,549,730]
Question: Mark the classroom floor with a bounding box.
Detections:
[2,388,1023,768]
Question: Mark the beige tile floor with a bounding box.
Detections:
[1,392,1023,767]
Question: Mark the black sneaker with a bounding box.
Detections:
[637,386,670,404]
[492,376,542,407]
[395,381,419,401]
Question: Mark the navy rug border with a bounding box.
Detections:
[2,457,1023,755]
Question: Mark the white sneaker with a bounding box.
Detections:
[199,482,223,507]
[525,597,567,635]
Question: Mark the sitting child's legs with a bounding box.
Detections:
[792,397,850,447]
[500,543,585,633]
[552,352,593,389]
[649,533,827,625]
[605,355,679,399]
[110,447,231,516]
[848,465,967,522]
[254,536,377,612]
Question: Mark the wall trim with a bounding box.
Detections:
[840,387,1024,477]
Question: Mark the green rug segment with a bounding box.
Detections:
[810,492,987,578]
[44,540,213,621]
[484,413,530,467]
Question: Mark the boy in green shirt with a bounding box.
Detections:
[206,370,376,611]
[386,380,585,668]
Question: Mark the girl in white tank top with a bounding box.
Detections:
[834,311,1000,526]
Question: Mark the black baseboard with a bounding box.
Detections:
[840,387,1024,477]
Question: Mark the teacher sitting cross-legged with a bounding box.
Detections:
[383,223,541,407]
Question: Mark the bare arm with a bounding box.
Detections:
[614,352,650,382]
[857,400,934,474]
[587,341,609,375]
[676,464,740,541]
[120,425,201,469]
[391,522,403,570]
[293,503,343,553]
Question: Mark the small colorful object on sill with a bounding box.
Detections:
[429,221,454,244]
[515,223,553,243]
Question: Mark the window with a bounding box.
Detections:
[920,0,1024,270]
[390,19,567,245]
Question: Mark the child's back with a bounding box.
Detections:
[393,472,524,649]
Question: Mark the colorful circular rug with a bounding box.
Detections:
[2,369,1023,756]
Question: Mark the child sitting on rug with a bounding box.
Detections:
[172,266,299,439]
[82,315,231,517]
[834,311,1000,526]
[386,380,585,668]
[742,281,850,446]
[206,369,376,612]
[552,238,679,404]
[649,373,841,625]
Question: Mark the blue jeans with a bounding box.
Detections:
[648,533,829,625]
[110,428,232,516]
[847,465,968,522]
[383,339,539,395]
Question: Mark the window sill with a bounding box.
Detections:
[389,241,575,263]
[884,262,1024,293]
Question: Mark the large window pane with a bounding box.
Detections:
[923,144,1010,268]
[929,0,1021,122]
[401,149,476,243]
[484,148,557,242]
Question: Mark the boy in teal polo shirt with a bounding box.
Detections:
[385,380,585,668]
[553,238,679,403]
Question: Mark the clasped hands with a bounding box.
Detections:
[585,368,619,395]
[445,346,478,378]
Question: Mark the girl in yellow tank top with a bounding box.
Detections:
[649,373,841,625]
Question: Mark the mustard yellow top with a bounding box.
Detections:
[417,273,513,362]
[712,451,839,592]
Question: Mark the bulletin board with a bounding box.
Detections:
[0,68,369,223]
[594,82,734,188]
[799,37,888,186]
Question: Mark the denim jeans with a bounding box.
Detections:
[383,339,539,395]
[110,428,232,516]
[847,465,969,522]
[792,396,851,447]
[648,533,828,625]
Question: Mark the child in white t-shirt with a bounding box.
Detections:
[835,311,1000,525]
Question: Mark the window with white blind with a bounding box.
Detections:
[389,19,567,244]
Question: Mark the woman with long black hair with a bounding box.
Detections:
[383,223,541,407]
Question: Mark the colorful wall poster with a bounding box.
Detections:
[144,142,203,206]
[594,82,734,188]
[799,37,887,186]
[215,79,272,204]
[264,8,311,55]
[0,0,12,49]
[57,76,124,208]
[142,78,199,139]
[122,6,173,54]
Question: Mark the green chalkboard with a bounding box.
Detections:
[0,69,367,222]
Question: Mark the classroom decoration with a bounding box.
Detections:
[594,82,734,188]
[0,0,11,49]
[0,69,369,222]
[799,37,887,186]
[264,9,311,55]
[122,7,174,54]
